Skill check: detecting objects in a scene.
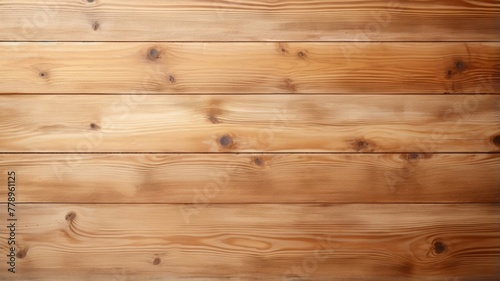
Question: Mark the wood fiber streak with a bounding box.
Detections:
[0,154,499,203]
[0,95,498,152]
[0,43,498,94]
[1,0,499,41]
[0,204,498,280]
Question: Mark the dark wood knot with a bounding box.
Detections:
[492,135,500,147]
[65,211,76,222]
[253,157,264,166]
[208,116,219,124]
[148,48,160,60]
[16,248,27,259]
[406,152,420,160]
[432,241,446,255]
[219,135,233,147]
[455,60,466,71]
[90,123,100,130]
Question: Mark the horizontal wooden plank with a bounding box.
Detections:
[0,95,499,152]
[0,43,498,94]
[0,154,498,203]
[1,0,499,41]
[0,204,498,280]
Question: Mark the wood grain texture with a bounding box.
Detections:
[0,204,498,280]
[1,2,499,280]
[0,154,499,203]
[1,0,499,41]
[1,95,499,152]
[0,43,498,94]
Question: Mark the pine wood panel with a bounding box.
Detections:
[1,95,498,152]
[0,204,498,280]
[0,43,498,94]
[1,1,499,280]
[1,0,499,41]
[0,154,498,203]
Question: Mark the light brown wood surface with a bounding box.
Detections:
[0,43,498,94]
[0,154,498,203]
[0,204,498,280]
[1,0,499,41]
[1,1,499,280]
[1,95,498,152]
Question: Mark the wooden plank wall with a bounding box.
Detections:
[0,0,499,280]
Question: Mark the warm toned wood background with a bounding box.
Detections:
[0,43,498,94]
[0,0,499,280]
